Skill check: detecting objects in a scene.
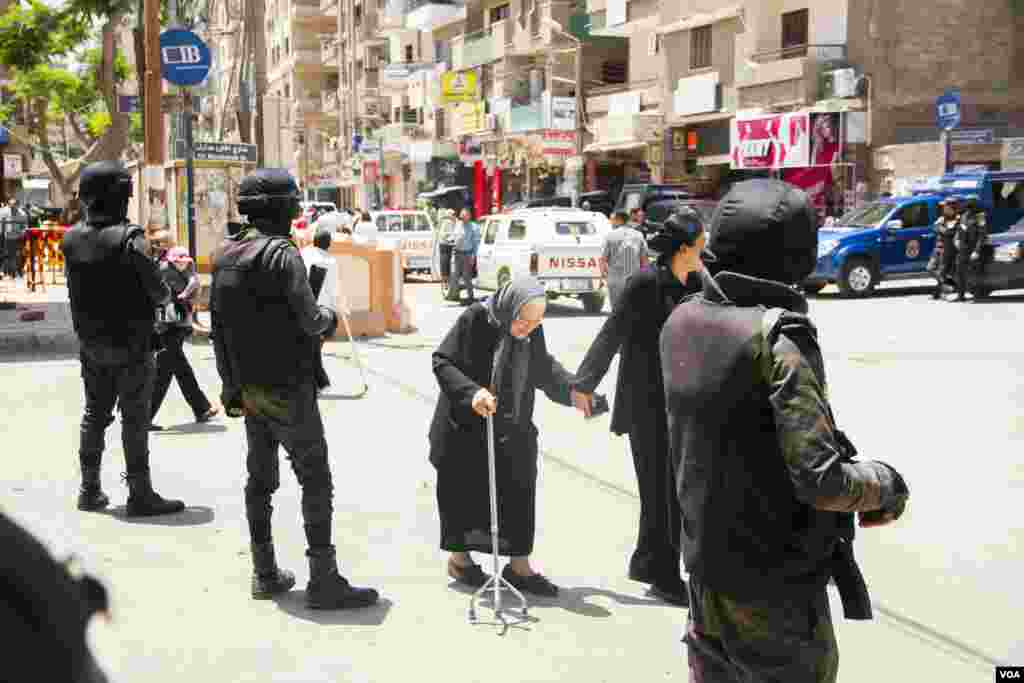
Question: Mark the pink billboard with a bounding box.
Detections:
[730,113,811,169]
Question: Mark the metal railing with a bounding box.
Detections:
[749,43,847,65]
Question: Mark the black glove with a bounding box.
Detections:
[863,461,909,522]
[221,386,245,418]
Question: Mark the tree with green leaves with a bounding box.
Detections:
[0,0,137,203]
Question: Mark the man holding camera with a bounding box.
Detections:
[661,180,909,681]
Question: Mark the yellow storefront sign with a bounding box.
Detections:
[441,70,480,104]
[451,101,486,136]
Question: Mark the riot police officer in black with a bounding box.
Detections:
[955,194,988,301]
[63,161,186,516]
[211,168,379,608]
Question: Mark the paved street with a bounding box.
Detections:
[0,276,1020,681]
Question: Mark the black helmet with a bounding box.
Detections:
[648,206,705,256]
[237,168,302,234]
[706,179,818,284]
[78,161,132,226]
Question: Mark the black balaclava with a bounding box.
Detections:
[237,168,302,236]
[706,179,818,285]
[78,161,132,227]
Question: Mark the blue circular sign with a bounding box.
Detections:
[159,29,211,87]
[936,89,961,131]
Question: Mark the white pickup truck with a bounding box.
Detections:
[472,207,611,313]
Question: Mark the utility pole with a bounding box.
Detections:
[251,0,268,164]
[574,41,584,198]
[143,0,165,191]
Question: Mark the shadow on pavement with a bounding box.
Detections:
[272,592,393,626]
[153,422,229,435]
[447,582,662,619]
[99,505,215,526]
[810,285,936,300]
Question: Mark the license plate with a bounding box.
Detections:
[563,279,591,291]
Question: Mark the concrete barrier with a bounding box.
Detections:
[327,238,414,337]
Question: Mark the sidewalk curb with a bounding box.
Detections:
[0,329,80,359]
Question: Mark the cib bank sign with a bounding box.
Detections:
[159,29,211,87]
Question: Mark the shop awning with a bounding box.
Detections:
[417,185,469,199]
[656,5,742,35]
[583,141,647,154]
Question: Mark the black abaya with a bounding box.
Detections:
[574,266,699,585]
[429,302,574,556]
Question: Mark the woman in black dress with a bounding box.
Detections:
[571,208,707,606]
[429,276,581,597]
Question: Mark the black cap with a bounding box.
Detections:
[648,206,706,257]
[706,179,817,285]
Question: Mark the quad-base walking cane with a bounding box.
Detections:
[469,413,529,624]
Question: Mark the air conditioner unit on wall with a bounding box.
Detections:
[823,68,856,99]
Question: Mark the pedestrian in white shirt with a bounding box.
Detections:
[352,210,378,244]
[301,226,340,392]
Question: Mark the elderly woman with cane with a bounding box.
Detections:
[429,276,583,597]
[570,208,708,607]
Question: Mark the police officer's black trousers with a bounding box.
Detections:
[628,425,683,586]
[78,347,155,475]
[242,382,334,549]
[151,328,211,422]
[955,247,975,298]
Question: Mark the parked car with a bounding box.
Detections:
[370,209,436,277]
[968,216,1024,299]
[578,190,616,216]
[470,207,612,313]
[614,184,692,215]
[503,195,573,212]
[806,171,1024,297]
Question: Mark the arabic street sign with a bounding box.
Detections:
[192,142,258,163]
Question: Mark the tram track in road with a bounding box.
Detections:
[331,348,1007,675]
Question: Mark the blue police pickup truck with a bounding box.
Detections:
[805,171,1024,297]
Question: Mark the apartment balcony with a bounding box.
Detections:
[379,122,425,154]
[319,0,338,16]
[359,96,385,119]
[450,24,505,71]
[736,44,849,110]
[506,102,544,134]
[586,112,663,152]
[585,83,660,117]
[292,0,336,27]
[405,0,466,31]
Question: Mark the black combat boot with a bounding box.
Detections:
[123,470,186,517]
[251,542,296,599]
[77,466,110,512]
[305,546,379,610]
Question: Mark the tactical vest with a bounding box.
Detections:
[211,234,315,388]
[62,222,156,350]
[663,301,852,601]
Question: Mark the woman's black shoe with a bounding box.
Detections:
[448,558,490,588]
[501,565,559,597]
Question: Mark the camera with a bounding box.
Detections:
[587,393,610,419]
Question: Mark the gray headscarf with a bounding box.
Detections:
[486,276,546,425]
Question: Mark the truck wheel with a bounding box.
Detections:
[970,287,992,300]
[581,291,606,314]
[803,283,826,296]
[838,258,877,298]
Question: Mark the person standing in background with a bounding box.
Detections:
[600,211,649,312]
[446,208,480,304]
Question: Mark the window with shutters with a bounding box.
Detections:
[690,25,712,69]
[781,9,808,59]
[435,108,446,138]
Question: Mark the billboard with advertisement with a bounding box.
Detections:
[539,131,576,156]
[731,113,811,169]
[441,70,479,104]
[363,161,379,184]
[782,113,846,219]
